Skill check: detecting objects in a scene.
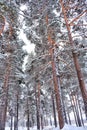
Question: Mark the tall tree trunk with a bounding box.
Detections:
[67,110,71,125]
[71,93,81,126]
[62,97,68,124]
[37,82,41,130]
[14,90,19,130]
[76,94,84,126]
[46,15,64,129]
[69,91,78,126]
[50,117,52,126]
[41,114,43,130]
[0,56,11,130]
[10,115,13,130]
[16,91,19,130]
[64,90,71,125]
[40,106,44,130]
[51,92,57,127]
[35,83,41,130]
[0,21,12,130]
[59,0,87,118]
[51,50,64,129]
[26,90,30,130]
[64,87,71,125]
[0,92,8,130]
[61,89,68,124]
[9,108,13,130]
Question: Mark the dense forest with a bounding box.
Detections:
[0,0,87,130]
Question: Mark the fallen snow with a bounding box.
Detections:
[62,124,87,130]
[5,124,87,130]
[5,126,36,130]
[53,124,87,130]
[60,124,87,130]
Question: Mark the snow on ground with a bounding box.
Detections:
[62,124,87,130]
[5,126,54,130]
[5,127,26,130]
[5,126,36,130]
[5,124,87,130]
[53,124,87,130]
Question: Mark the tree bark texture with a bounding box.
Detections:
[76,94,84,126]
[0,56,11,130]
[14,91,19,130]
[41,114,43,130]
[62,96,68,124]
[69,91,78,126]
[51,92,57,127]
[51,49,64,129]
[10,116,13,130]
[46,14,64,129]
[59,0,87,118]
[35,83,41,130]
[71,93,81,126]
[27,97,30,130]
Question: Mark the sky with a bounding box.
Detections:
[19,4,35,54]
[18,4,35,71]
[19,29,35,53]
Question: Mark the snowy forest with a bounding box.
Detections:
[0,0,87,130]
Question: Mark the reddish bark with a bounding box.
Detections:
[51,50,64,129]
[46,14,64,129]
[0,57,11,130]
[59,0,87,118]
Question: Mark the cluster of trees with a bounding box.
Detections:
[0,1,26,130]
[0,0,87,130]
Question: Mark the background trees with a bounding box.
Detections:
[0,0,87,130]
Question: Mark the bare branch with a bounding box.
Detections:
[69,10,87,26]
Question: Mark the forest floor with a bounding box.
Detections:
[5,124,87,130]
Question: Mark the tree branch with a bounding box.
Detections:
[69,10,87,26]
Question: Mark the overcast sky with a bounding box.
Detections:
[19,4,35,71]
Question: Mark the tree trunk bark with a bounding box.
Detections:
[41,114,43,130]
[46,14,64,129]
[27,98,30,130]
[69,92,78,126]
[51,92,57,127]
[71,93,81,126]
[51,51,64,129]
[0,92,8,130]
[14,91,19,130]
[10,116,13,130]
[35,83,40,130]
[62,97,68,124]
[0,56,11,130]
[59,0,87,118]
[27,110,30,130]
[37,82,41,130]
[50,117,52,126]
[76,94,84,126]
[61,89,68,124]
[67,110,71,125]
